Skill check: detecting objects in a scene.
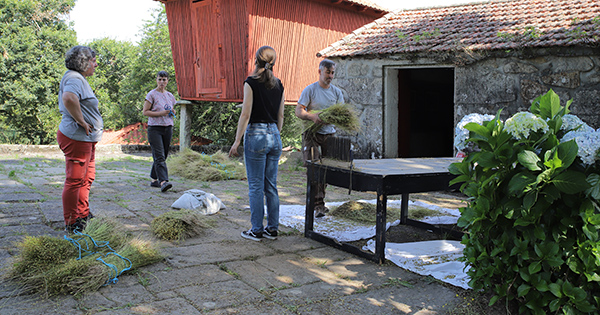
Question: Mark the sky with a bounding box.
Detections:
[69,0,474,44]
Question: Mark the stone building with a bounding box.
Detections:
[317,0,600,159]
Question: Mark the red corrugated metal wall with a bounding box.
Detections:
[219,0,249,101]
[162,0,382,102]
[247,0,378,102]
[164,0,195,99]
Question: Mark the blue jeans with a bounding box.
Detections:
[148,125,172,183]
[244,123,282,234]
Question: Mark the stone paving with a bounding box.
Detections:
[0,145,467,314]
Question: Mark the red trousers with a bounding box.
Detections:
[57,130,96,225]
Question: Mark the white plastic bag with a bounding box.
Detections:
[171,189,226,215]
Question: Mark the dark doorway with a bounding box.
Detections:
[397,68,454,157]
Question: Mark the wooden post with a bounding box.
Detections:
[176,100,192,152]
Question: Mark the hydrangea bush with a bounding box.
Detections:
[450,90,600,314]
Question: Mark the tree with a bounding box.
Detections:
[0,0,77,144]
[122,6,176,117]
[87,38,139,130]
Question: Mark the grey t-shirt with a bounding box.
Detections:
[298,82,344,134]
[58,70,103,142]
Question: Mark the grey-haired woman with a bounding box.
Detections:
[57,45,103,233]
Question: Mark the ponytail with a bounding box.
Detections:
[252,46,278,89]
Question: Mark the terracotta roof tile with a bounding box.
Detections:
[319,0,600,57]
[343,0,390,12]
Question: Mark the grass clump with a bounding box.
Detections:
[304,103,360,134]
[167,148,245,181]
[151,209,216,241]
[83,216,128,248]
[10,236,77,276]
[330,201,444,224]
[5,217,163,297]
[409,206,445,220]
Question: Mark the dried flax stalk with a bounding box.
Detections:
[304,103,360,134]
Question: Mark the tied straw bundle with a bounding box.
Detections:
[303,103,360,134]
[5,217,163,297]
[151,209,216,242]
[167,149,246,181]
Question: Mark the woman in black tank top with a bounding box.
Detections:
[229,46,285,241]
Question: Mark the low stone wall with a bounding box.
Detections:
[454,52,600,128]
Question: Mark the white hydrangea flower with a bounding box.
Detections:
[561,130,600,166]
[504,112,549,140]
[454,113,495,151]
[561,114,594,133]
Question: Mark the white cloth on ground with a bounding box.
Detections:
[171,189,226,215]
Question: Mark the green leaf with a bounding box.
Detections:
[570,286,587,302]
[549,298,561,312]
[586,173,600,200]
[563,305,576,315]
[533,226,546,240]
[518,150,542,171]
[476,152,499,168]
[528,261,542,274]
[543,150,563,170]
[549,283,562,297]
[464,122,490,137]
[535,280,549,292]
[449,174,470,186]
[508,172,536,196]
[555,140,578,170]
[515,218,533,227]
[562,281,575,299]
[519,269,531,282]
[517,283,531,297]
[536,89,563,120]
[575,302,596,313]
[553,171,591,194]
[489,295,499,306]
[523,191,538,209]
[546,257,564,267]
[588,214,600,225]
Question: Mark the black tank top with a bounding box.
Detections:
[244,76,284,124]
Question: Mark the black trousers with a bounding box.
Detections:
[147,125,173,182]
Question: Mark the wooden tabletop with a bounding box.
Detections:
[312,157,463,176]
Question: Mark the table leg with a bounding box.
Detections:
[375,192,387,264]
[401,193,409,224]
[304,164,316,236]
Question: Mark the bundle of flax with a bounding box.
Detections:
[5,217,163,297]
[167,148,246,181]
[303,103,360,134]
[151,209,216,242]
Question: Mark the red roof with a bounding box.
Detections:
[318,0,600,57]
[345,0,390,11]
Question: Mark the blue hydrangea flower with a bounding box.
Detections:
[454,113,496,151]
[560,114,594,133]
[504,112,549,140]
[561,130,600,166]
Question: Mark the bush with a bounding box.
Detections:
[450,90,600,314]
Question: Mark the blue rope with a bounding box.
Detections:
[64,231,132,286]
[96,252,132,285]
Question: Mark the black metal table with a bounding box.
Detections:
[304,157,463,264]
